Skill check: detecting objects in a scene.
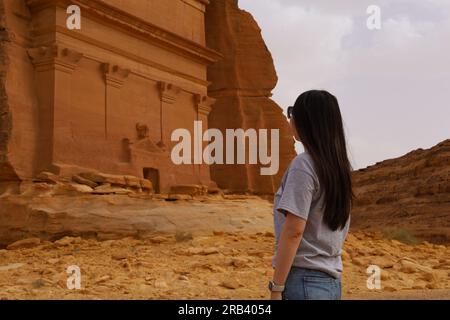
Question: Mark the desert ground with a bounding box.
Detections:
[0,197,449,300]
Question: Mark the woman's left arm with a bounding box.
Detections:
[271,212,306,300]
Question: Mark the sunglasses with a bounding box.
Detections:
[287,106,294,119]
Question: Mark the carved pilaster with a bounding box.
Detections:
[194,94,215,117]
[102,63,130,88]
[27,45,83,172]
[27,45,83,73]
[158,81,181,104]
[101,63,130,139]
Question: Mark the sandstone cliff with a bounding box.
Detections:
[351,139,450,243]
[0,1,19,193]
[206,0,296,194]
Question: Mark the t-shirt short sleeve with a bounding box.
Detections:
[275,168,316,220]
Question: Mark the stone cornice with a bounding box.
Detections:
[158,81,181,105]
[26,0,223,66]
[194,94,215,116]
[27,45,83,73]
[102,63,130,88]
[30,26,211,87]
[181,0,210,12]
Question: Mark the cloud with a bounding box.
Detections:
[239,0,450,168]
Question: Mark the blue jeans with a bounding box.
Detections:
[282,267,341,300]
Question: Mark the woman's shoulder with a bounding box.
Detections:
[290,152,315,174]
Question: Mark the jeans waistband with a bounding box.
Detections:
[291,266,338,279]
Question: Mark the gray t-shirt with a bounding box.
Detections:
[272,152,350,279]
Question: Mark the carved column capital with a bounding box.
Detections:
[27,45,83,73]
[158,81,181,104]
[194,94,215,116]
[102,63,130,88]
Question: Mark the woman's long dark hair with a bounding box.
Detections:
[292,90,353,231]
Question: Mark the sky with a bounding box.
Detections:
[239,0,450,169]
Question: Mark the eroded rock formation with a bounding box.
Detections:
[206,0,296,194]
[0,0,223,194]
[351,139,450,243]
[0,0,296,196]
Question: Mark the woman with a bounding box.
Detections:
[269,90,353,300]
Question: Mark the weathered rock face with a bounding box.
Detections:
[351,140,450,243]
[0,1,19,194]
[205,0,296,194]
[0,194,273,247]
[0,0,222,194]
[0,0,295,195]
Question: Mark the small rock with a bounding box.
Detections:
[16,278,31,285]
[55,236,82,246]
[72,175,98,188]
[112,252,129,260]
[79,172,127,186]
[221,279,241,290]
[7,238,41,250]
[124,175,141,189]
[140,179,153,192]
[175,231,193,242]
[32,279,46,289]
[0,263,25,271]
[94,275,111,284]
[248,250,265,258]
[390,240,403,246]
[380,270,390,281]
[149,236,169,244]
[121,260,132,271]
[206,280,220,286]
[93,184,132,195]
[47,258,60,265]
[34,171,59,184]
[183,248,202,255]
[230,257,249,268]
[169,184,207,196]
[425,282,440,289]
[100,240,116,247]
[421,271,439,283]
[351,257,365,267]
[178,275,189,281]
[201,247,219,255]
[66,183,94,194]
[264,231,274,238]
[383,285,397,292]
[154,280,168,289]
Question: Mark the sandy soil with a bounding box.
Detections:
[0,231,449,300]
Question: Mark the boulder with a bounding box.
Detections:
[7,238,41,250]
[93,184,132,195]
[54,183,93,195]
[169,184,207,196]
[79,172,126,187]
[139,179,153,192]
[124,175,142,189]
[34,171,59,184]
[72,175,98,188]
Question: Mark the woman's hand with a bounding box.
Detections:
[270,291,283,300]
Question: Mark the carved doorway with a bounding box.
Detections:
[143,168,160,194]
